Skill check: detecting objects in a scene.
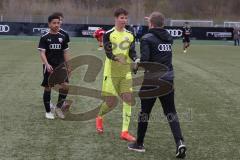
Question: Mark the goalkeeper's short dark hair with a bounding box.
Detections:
[52,12,64,18]
[114,8,128,17]
[149,12,165,27]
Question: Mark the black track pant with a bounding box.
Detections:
[137,90,184,145]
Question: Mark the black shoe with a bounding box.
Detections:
[176,140,186,159]
[128,142,145,152]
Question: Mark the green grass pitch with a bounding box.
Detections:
[0,36,240,160]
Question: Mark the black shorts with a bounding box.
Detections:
[41,64,69,87]
[183,37,190,43]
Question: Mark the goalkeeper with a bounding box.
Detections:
[95,8,139,142]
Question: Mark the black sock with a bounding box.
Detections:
[57,89,68,108]
[43,90,51,113]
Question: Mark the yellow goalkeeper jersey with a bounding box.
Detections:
[103,27,137,78]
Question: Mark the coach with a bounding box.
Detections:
[128,12,187,159]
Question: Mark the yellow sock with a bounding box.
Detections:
[122,101,131,131]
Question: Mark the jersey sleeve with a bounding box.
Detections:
[129,35,137,61]
[62,37,69,51]
[65,33,70,43]
[103,32,116,61]
[38,36,47,52]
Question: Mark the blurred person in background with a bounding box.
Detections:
[182,22,191,53]
[233,26,240,46]
[93,27,105,50]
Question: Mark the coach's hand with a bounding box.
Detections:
[46,63,53,73]
[133,58,140,74]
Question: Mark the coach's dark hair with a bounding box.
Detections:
[48,15,60,23]
[114,8,128,17]
[52,12,64,18]
[149,12,165,27]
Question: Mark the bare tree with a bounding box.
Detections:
[0,0,240,23]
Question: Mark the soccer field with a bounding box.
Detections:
[0,36,240,160]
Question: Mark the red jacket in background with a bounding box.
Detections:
[93,28,105,41]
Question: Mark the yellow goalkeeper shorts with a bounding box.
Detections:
[102,76,133,96]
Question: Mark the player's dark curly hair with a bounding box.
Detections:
[48,14,60,23]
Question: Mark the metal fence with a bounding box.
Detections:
[170,20,214,27]
[0,14,147,25]
[0,14,174,26]
[0,14,239,27]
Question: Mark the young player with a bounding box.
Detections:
[52,12,70,44]
[128,12,187,158]
[182,22,191,53]
[50,12,71,112]
[93,27,105,50]
[38,15,70,119]
[95,8,139,142]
